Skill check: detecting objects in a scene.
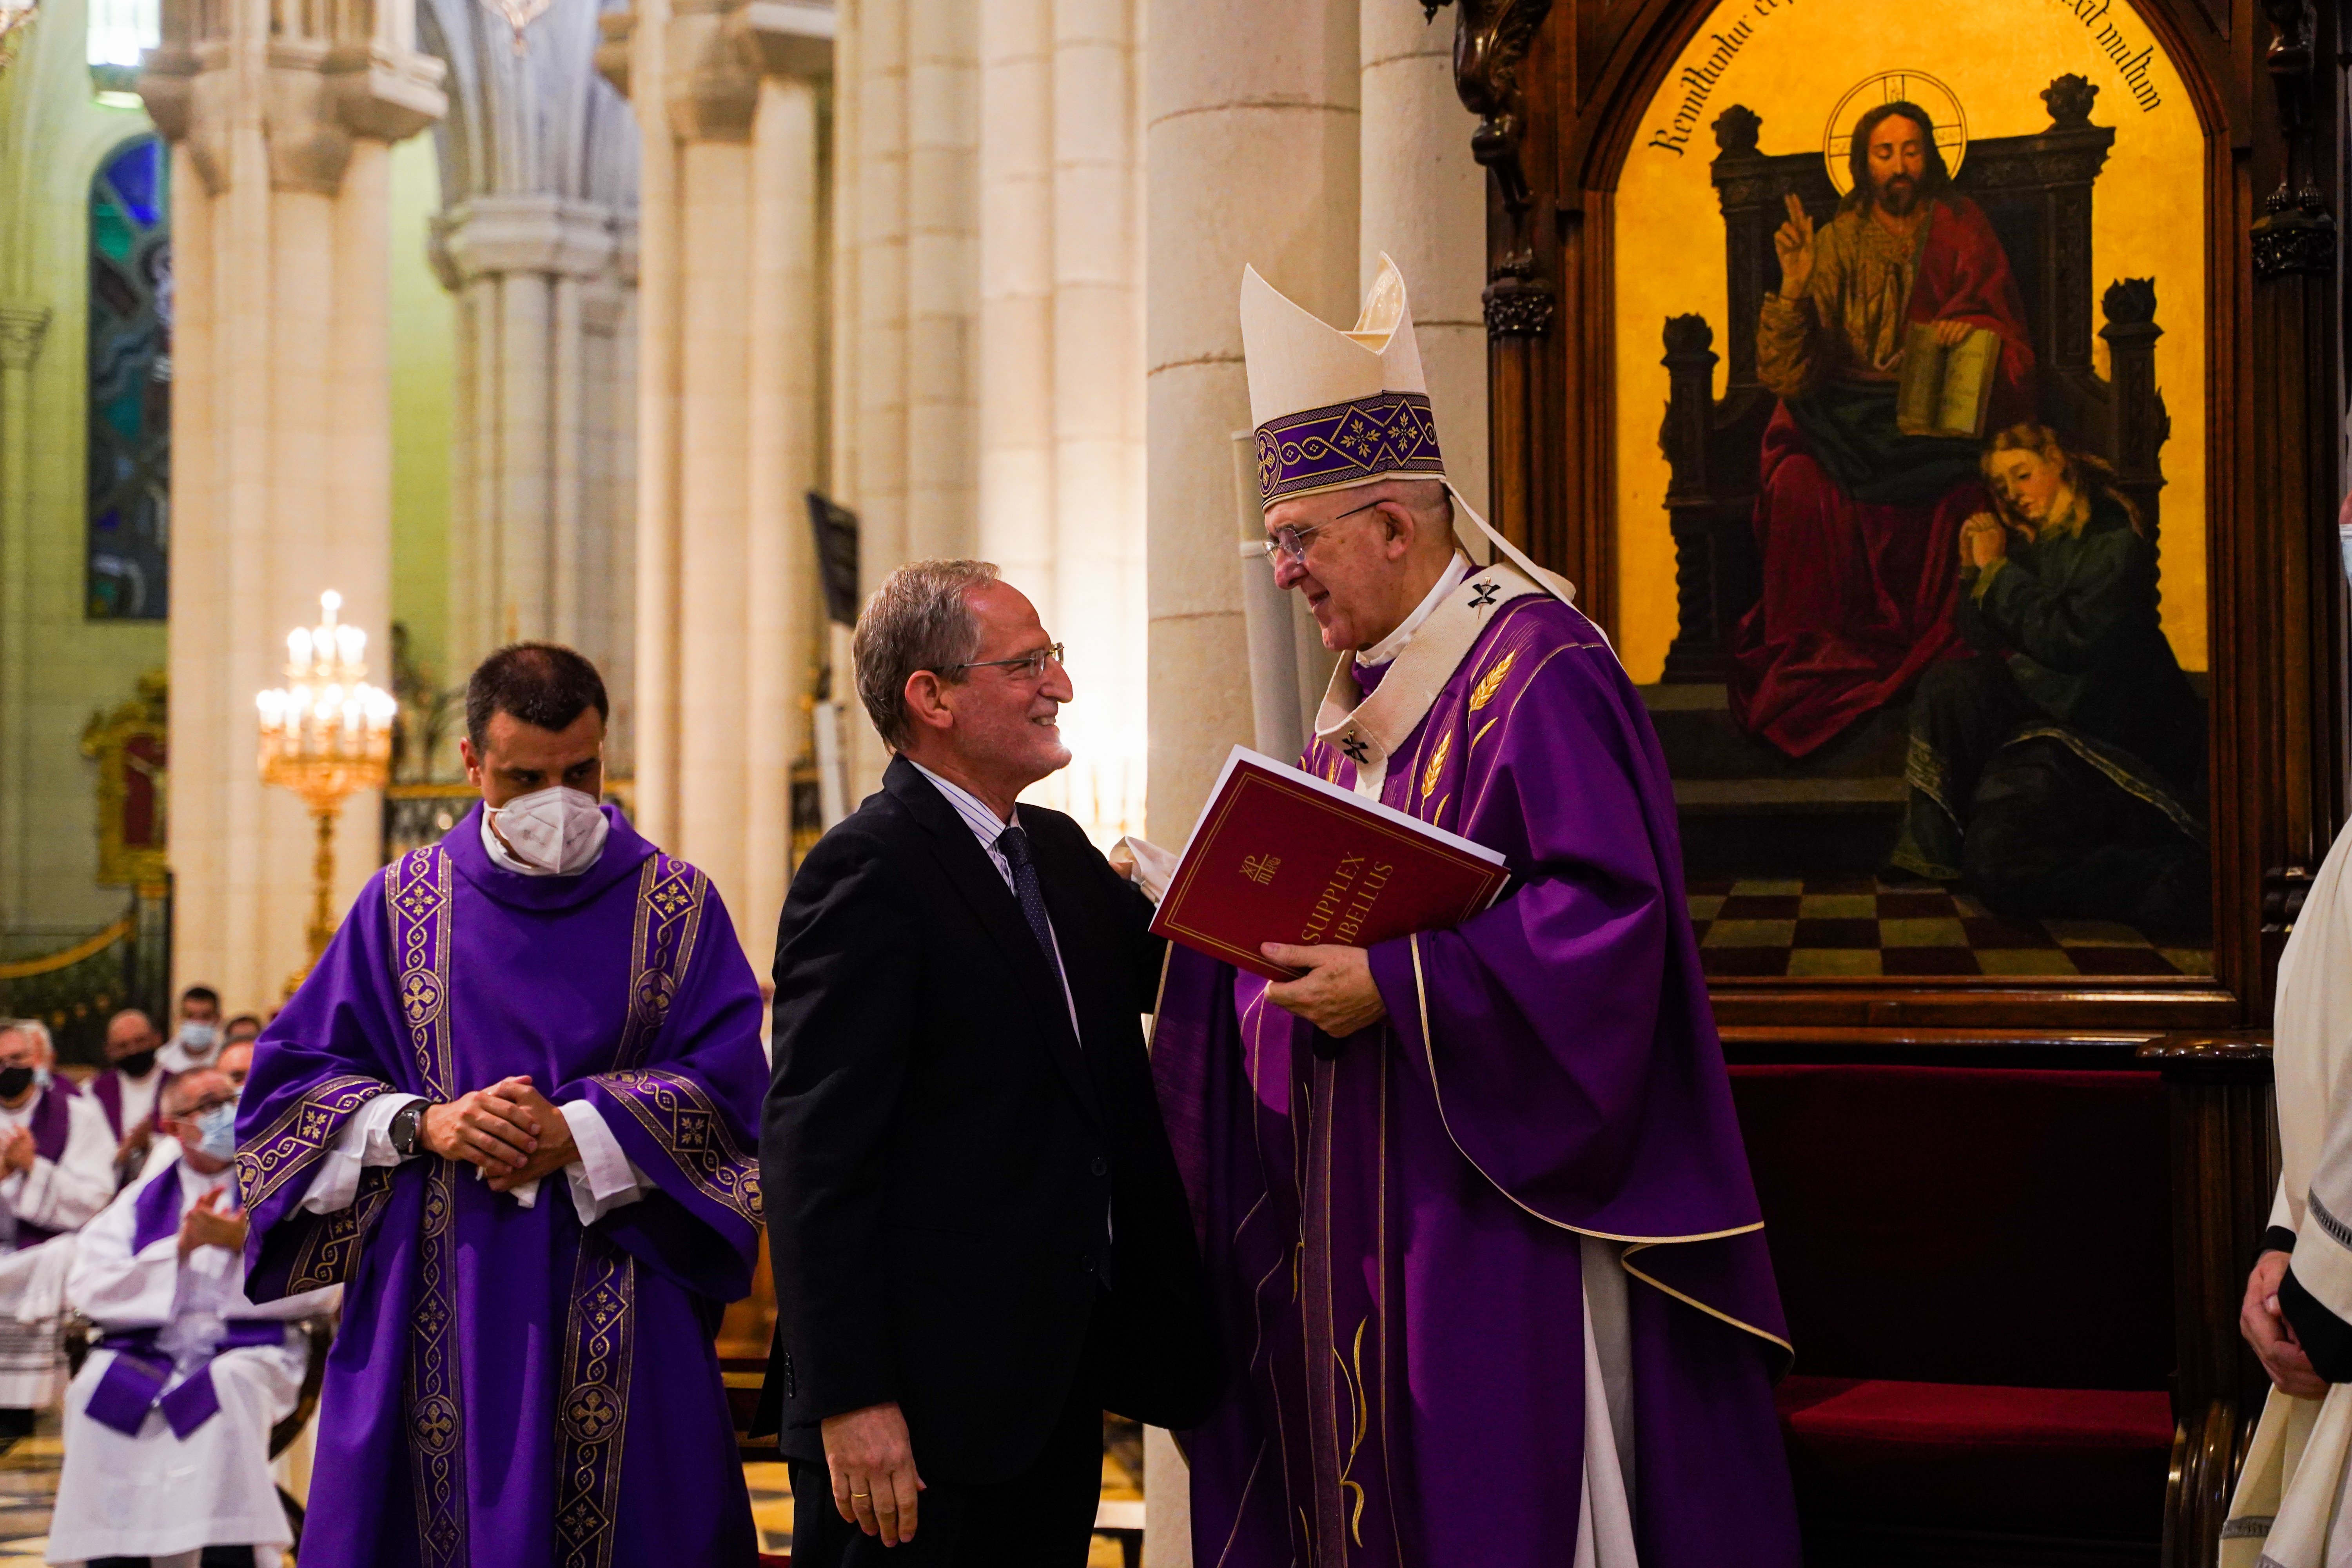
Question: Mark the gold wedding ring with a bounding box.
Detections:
[850,1491,871,1499]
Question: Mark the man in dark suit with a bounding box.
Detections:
[758,559,1221,1566]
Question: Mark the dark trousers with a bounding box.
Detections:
[787,1370,1103,1568]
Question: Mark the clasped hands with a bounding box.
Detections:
[0,1125,34,1179]
[179,1185,248,1261]
[1959,512,2011,571]
[2244,1249,2328,1399]
[419,1076,579,1193]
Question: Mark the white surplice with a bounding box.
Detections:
[2225,818,2352,1567]
[45,1159,336,1566]
[0,1087,115,1409]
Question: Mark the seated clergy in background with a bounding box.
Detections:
[157,985,225,1076]
[236,642,770,1568]
[90,1009,167,1149]
[45,1067,331,1568]
[0,1020,114,1445]
[759,561,1221,1566]
[1145,257,1800,1567]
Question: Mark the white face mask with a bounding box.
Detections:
[488,786,609,876]
[178,1022,217,1052]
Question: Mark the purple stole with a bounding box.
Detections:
[11,1088,75,1249]
[83,1165,283,1440]
[89,1068,169,1142]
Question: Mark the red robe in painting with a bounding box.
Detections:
[1727,193,2034,758]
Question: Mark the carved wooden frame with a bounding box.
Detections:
[1433,0,2347,1034]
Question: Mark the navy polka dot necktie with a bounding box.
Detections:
[995,825,1067,991]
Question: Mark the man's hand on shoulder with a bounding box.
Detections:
[821,1401,924,1546]
[479,1078,581,1193]
[2243,1247,2327,1399]
[421,1078,543,1176]
[1261,943,1387,1038]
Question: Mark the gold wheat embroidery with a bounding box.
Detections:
[1419,730,1452,800]
[1468,648,1517,710]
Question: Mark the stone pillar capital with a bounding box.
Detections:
[437,194,620,283]
[136,0,445,194]
[659,0,830,139]
[0,307,50,370]
[741,0,831,81]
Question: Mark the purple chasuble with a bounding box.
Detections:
[236,804,767,1568]
[1152,594,1801,1568]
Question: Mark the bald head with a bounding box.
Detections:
[105,1009,158,1063]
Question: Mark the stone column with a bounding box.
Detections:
[976,0,1146,839]
[831,0,978,795]
[142,0,445,1007]
[619,0,828,963]
[1143,0,1358,841]
[431,195,623,666]
[1360,0,1485,515]
[421,0,641,695]
[0,305,49,929]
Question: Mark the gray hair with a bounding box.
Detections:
[3,1020,53,1066]
[853,559,1002,751]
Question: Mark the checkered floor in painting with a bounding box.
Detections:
[1687,876,2214,979]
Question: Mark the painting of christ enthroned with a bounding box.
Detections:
[1638,72,2207,980]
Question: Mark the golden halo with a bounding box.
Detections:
[1822,71,1968,198]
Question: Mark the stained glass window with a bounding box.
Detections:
[87,134,169,621]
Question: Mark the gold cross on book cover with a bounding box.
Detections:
[1150,746,1512,982]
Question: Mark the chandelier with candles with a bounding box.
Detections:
[257,591,397,989]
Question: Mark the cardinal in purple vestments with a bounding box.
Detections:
[236,645,767,1568]
[1155,258,1801,1566]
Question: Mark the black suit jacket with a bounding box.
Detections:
[755,756,1223,1481]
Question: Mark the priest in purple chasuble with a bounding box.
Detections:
[1147,258,1800,1568]
[234,644,768,1568]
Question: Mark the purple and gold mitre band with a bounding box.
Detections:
[1255,390,1445,508]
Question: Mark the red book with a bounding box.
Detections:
[1151,746,1512,982]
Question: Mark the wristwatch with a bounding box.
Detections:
[390,1100,429,1160]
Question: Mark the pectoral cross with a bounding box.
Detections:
[1470,581,1500,608]
[1341,736,1370,764]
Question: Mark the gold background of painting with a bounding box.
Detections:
[1611,0,2207,685]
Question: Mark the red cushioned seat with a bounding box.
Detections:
[1775,1374,2174,1539]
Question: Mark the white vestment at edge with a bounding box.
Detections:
[2225,818,2352,1567]
[44,1159,334,1566]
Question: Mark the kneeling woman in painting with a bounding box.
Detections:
[1886,423,2209,936]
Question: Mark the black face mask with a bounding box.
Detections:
[0,1067,35,1100]
[114,1049,157,1079]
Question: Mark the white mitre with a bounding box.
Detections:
[1238,254,1573,603]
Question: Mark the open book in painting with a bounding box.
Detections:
[1896,321,2001,439]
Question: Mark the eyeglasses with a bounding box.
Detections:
[1256,497,1385,566]
[177,1094,236,1120]
[942,642,1066,682]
